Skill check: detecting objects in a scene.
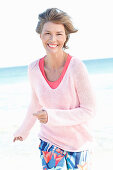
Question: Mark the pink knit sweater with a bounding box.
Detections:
[14,54,95,152]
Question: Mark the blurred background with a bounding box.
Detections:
[0,0,113,169]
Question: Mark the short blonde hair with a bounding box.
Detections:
[36,8,78,49]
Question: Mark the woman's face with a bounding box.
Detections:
[40,22,66,54]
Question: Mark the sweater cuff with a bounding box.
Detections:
[44,108,53,126]
[13,128,29,140]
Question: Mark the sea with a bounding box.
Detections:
[0,57,113,169]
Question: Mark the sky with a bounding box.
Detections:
[0,0,113,67]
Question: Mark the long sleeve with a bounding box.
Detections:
[14,64,42,140]
[45,61,96,126]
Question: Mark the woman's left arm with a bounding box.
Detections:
[45,61,96,126]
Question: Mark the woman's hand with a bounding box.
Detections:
[13,136,23,142]
[33,109,48,124]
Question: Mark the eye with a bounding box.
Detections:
[45,32,50,35]
[57,33,62,36]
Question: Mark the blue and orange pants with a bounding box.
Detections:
[39,139,92,170]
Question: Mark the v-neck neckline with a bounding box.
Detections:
[39,54,72,89]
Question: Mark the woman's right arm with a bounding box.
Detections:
[13,63,42,142]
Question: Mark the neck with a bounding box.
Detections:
[44,51,67,70]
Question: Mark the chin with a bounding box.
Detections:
[46,47,63,55]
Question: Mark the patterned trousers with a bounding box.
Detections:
[39,139,91,170]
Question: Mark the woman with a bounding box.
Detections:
[13,8,95,170]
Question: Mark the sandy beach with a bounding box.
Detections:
[0,126,113,170]
[1,145,113,170]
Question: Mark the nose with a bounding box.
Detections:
[50,35,56,42]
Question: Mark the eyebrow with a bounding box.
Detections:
[56,31,64,33]
[44,30,64,33]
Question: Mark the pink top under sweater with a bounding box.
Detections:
[39,54,72,89]
[14,54,95,152]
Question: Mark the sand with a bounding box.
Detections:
[1,147,113,170]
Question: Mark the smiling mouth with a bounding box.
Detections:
[48,44,58,48]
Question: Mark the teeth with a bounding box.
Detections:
[48,44,57,48]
